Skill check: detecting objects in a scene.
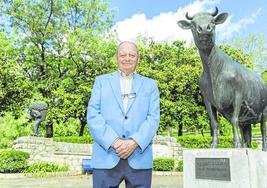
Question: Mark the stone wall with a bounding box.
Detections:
[153,135,183,161]
[13,136,182,173]
[13,137,92,173]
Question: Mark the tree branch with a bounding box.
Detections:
[44,0,53,31]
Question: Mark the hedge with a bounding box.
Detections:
[23,161,69,176]
[0,150,30,173]
[177,160,183,172]
[53,135,93,144]
[176,135,258,149]
[153,157,175,171]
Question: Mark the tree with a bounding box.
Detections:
[231,34,267,74]
[137,40,208,136]
[1,0,116,136]
[0,31,32,117]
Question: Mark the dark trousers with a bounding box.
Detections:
[93,159,152,188]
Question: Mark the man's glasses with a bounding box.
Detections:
[122,93,136,99]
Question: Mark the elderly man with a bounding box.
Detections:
[87,41,160,188]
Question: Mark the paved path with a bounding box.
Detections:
[0,175,183,188]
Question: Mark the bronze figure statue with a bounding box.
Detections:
[28,101,48,136]
[178,7,267,151]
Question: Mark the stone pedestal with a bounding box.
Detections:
[183,149,267,188]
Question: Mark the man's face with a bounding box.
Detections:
[116,42,139,75]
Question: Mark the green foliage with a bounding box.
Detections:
[218,116,233,136]
[0,0,116,136]
[0,150,30,173]
[23,161,68,177]
[219,45,254,69]
[137,41,208,135]
[153,157,175,171]
[53,118,82,137]
[252,124,265,137]
[177,160,183,172]
[251,141,258,149]
[231,34,267,73]
[177,135,258,149]
[177,135,211,148]
[217,136,236,148]
[53,135,93,144]
[0,32,33,116]
[0,113,32,149]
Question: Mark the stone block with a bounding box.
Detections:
[183,149,267,188]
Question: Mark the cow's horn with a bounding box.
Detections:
[185,12,193,20]
[211,7,218,17]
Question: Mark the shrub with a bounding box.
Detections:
[177,160,183,172]
[53,135,93,144]
[0,150,30,173]
[176,135,211,148]
[23,161,69,177]
[53,118,81,137]
[0,113,32,149]
[153,157,175,171]
[219,116,233,136]
[176,135,258,149]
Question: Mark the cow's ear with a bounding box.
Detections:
[215,13,228,25]
[177,20,191,29]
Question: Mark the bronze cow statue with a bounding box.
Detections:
[178,7,267,151]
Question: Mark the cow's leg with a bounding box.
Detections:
[203,98,218,148]
[261,107,267,151]
[239,125,246,147]
[246,125,252,148]
[231,93,242,148]
[241,125,251,148]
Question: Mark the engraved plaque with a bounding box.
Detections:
[195,158,231,181]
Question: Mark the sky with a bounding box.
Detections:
[107,0,267,44]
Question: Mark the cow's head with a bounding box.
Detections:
[178,7,228,51]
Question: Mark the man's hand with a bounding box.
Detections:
[113,139,124,149]
[113,139,138,159]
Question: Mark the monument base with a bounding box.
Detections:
[184,149,267,188]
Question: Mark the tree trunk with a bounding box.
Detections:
[178,124,183,136]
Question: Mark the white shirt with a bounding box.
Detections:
[120,71,134,112]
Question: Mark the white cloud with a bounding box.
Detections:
[113,0,260,44]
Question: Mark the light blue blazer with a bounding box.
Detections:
[87,71,160,169]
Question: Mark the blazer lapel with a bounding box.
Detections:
[126,73,144,114]
[109,71,125,114]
